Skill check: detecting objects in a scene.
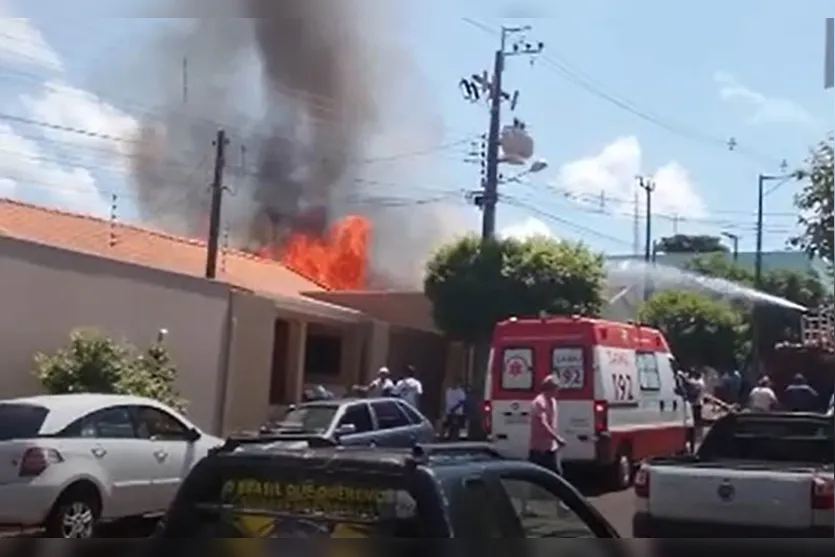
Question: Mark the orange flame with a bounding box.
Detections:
[259,216,371,290]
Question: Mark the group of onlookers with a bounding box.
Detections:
[681,366,833,415]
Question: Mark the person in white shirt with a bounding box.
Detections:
[442,378,468,440]
[747,376,778,412]
[367,367,395,397]
[393,365,423,410]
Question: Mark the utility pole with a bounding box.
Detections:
[755,171,800,287]
[638,177,655,262]
[632,188,640,257]
[825,17,833,89]
[461,26,543,241]
[755,173,765,288]
[182,57,188,105]
[205,129,228,279]
[638,176,655,302]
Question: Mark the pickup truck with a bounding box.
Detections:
[632,411,834,537]
[153,437,623,543]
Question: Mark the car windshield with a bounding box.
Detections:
[162,462,425,537]
[0,403,49,440]
[281,405,338,433]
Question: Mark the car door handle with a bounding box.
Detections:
[90,447,106,459]
[154,450,168,461]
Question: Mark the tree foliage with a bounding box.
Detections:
[34,329,185,411]
[684,254,828,309]
[424,234,606,341]
[791,135,833,265]
[656,234,728,254]
[682,254,829,354]
[639,291,746,369]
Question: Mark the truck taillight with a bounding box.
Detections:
[634,466,650,498]
[593,400,608,433]
[19,447,62,477]
[483,401,492,434]
[811,475,834,510]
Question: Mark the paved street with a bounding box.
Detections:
[587,489,634,536]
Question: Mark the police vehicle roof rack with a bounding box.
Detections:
[408,442,504,462]
[210,432,336,455]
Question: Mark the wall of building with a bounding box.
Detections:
[0,236,231,433]
[219,289,277,435]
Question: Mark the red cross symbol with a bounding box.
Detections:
[507,358,525,376]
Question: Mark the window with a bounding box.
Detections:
[304,334,342,377]
[339,404,374,433]
[447,477,515,537]
[0,403,49,440]
[637,352,661,391]
[501,347,534,391]
[498,478,595,538]
[169,471,424,537]
[61,406,136,439]
[397,401,426,425]
[370,401,410,430]
[282,405,338,433]
[552,347,585,389]
[135,406,190,441]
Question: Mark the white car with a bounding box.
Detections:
[0,393,223,537]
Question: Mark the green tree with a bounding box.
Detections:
[35,329,132,394]
[638,291,746,369]
[120,341,186,411]
[791,135,833,266]
[656,234,728,254]
[424,234,605,438]
[34,329,184,410]
[684,253,753,284]
[682,253,829,355]
[424,234,606,341]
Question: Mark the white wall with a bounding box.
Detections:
[0,236,231,431]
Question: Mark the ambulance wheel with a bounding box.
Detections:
[609,450,633,490]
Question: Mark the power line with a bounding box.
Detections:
[502,194,633,247]
[461,17,786,168]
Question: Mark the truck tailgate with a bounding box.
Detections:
[649,464,814,528]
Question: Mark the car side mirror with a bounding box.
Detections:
[334,423,357,437]
[186,428,201,442]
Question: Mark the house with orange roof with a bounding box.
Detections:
[0,199,400,433]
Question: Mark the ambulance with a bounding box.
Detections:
[483,315,690,489]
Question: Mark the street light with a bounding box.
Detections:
[755,171,804,288]
[752,170,803,377]
[501,158,548,183]
[721,232,740,262]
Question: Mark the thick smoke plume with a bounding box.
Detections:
[126,2,467,287]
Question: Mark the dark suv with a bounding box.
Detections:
[154,440,620,540]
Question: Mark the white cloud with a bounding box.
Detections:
[556,136,705,218]
[714,71,813,126]
[0,17,63,73]
[0,15,139,215]
[500,217,555,240]
[22,81,139,168]
[0,123,109,216]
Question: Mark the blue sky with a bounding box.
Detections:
[1,1,833,260]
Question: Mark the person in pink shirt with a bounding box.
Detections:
[528,375,566,474]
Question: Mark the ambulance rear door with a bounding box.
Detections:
[489,343,536,459]
[552,343,597,462]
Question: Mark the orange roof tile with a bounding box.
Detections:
[0,198,326,296]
